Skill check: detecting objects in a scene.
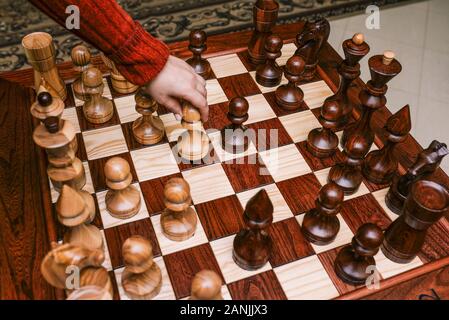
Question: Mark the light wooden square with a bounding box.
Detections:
[249,71,288,94]
[274,255,339,300]
[208,130,258,163]
[62,107,80,133]
[150,210,208,255]
[244,94,277,125]
[182,163,234,204]
[82,125,128,161]
[300,80,334,109]
[296,214,354,254]
[113,256,176,300]
[96,183,149,229]
[237,183,293,223]
[206,78,228,105]
[73,78,112,107]
[131,144,180,182]
[114,95,139,123]
[372,188,399,221]
[314,167,370,201]
[159,113,186,142]
[279,109,321,143]
[375,250,423,279]
[208,54,248,78]
[210,235,272,284]
[49,161,94,203]
[276,42,297,66]
[259,144,312,182]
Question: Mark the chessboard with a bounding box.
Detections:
[44,46,449,300]
[2,21,449,300]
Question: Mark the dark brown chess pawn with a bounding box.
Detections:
[295,19,330,81]
[307,34,370,158]
[71,44,92,101]
[161,177,197,241]
[335,223,383,285]
[132,88,165,145]
[247,0,279,65]
[190,270,223,300]
[275,55,305,110]
[33,116,86,192]
[328,133,367,195]
[363,105,411,185]
[104,157,141,219]
[121,236,162,300]
[382,180,449,264]
[340,51,402,149]
[255,35,283,87]
[386,140,449,215]
[301,183,344,245]
[221,97,250,154]
[186,30,211,79]
[233,189,273,271]
[82,67,114,124]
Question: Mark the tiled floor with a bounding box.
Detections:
[328,0,449,173]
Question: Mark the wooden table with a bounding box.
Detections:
[0,21,448,300]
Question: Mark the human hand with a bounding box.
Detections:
[144,55,208,121]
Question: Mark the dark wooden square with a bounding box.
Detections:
[76,100,121,132]
[109,270,121,300]
[317,245,364,295]
[269,217,315,267]
[227,270,287,300]
[276,173,321,215]
[263,91,308,117]
[218,73,261,100]
[221,155,274,193]
[88,152,138,192]
[340,194,392,233]
[121,121,169,152]
[104,218,161,269]
[75,133,88,162]
[296,141,345,171]
[195,195,244,241]
[163,243,223,299]
[247,118,294,151]
[203,102,228,131]
[139,173,183,216]
[363,178,391,193]
[64,84,76,108]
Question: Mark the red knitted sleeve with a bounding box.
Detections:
[28,0,170,86]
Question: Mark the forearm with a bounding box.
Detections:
[28,0,170,85]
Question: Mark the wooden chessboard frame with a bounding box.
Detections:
[1,21,449,300]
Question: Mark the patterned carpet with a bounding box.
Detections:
[0,0,411,72]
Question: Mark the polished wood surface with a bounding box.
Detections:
[1,20,449,300]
